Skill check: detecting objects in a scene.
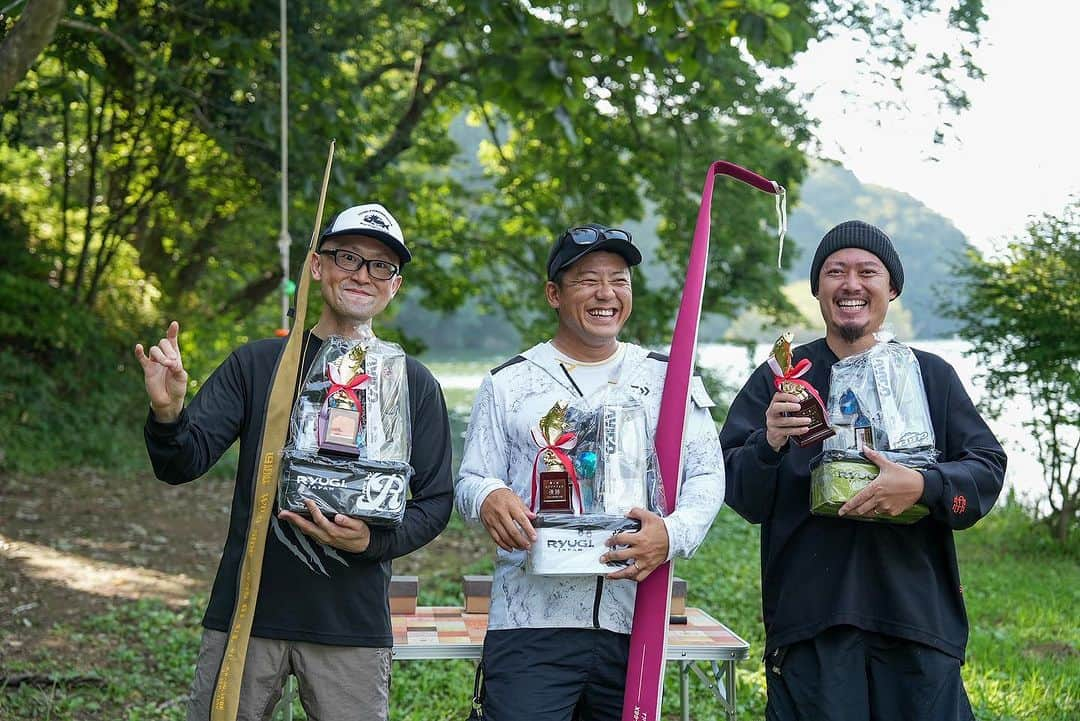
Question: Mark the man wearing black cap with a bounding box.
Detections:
[720,220,1006,720]
[455,224,725,720]
[135,203,453,721]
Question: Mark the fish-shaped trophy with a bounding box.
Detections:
[532,401,577,513]
[768,332,835,447]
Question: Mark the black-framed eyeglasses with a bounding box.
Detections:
[562,226,633,246]
[318,249,400,280]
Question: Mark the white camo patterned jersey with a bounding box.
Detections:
[454,341,725,634]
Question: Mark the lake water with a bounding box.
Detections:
[432,339,1045,506]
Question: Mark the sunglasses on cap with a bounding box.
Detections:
[561,226,633,246]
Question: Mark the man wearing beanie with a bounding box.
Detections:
[720,220,1006,720]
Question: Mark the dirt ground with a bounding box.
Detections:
[0,468,232,673]
[0,466,489,679]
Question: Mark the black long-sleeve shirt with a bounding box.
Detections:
[144,332,453,646]
[720,338,1006,660]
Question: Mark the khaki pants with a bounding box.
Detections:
[186,629,391,721]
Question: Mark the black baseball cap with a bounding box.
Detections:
[546,224,642,281]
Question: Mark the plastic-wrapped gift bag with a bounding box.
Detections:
[527,386,664,575]
[278,333,414,526]
[809,334,938,524]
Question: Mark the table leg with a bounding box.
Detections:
[722,661,737,721]
[680,661,690,721]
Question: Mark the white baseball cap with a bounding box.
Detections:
[319,203,411,265]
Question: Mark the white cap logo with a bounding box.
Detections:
[321,202,411,264]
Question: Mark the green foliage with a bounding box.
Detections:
[0,197,148,472]
[0,1,986,362]
[944,200,1080,543]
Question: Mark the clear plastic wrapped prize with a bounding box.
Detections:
[810,334,938,523]
[526,387,665,575]
[278,333,413,526]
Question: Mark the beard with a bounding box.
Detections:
[838,322,869,344]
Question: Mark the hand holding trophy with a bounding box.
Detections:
[767,332,834,448]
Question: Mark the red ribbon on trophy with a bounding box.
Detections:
[325,362,371,414]
[768,356,829,413]
[529,428,582,513]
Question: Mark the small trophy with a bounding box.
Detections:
[318,344,371,455]
[532,401,577,513]
[768,332,835,447]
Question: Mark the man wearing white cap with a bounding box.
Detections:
[135,203,453,721]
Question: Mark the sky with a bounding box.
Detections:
[784,0,1079,255]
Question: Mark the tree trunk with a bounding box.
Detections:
[0,0,67,102]
[1053,501,1073,543]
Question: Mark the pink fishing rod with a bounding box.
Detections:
[622,160,786,721]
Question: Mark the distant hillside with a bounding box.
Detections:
[395,154,971,355]
[782,160,971,338]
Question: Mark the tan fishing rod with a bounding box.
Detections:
[211,140,336,721]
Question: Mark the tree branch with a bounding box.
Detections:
[58,17,137,58]
[0,0,66,102]
[217,269,282,317]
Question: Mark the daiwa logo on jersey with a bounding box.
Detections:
[546,537,596,551]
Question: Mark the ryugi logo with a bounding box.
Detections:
[546,538,596,551]
[297,473,347,488]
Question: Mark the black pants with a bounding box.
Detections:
[481,627,630,721]
[765,625,975,721]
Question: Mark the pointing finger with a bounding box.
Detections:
[167,321,181,352]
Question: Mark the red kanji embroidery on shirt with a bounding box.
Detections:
[952,495,967,514]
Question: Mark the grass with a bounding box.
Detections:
[0,599,203,720]
[2,504,1076,721]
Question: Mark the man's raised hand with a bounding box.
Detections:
[134,320,188,423]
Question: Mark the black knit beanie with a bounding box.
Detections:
[809,220,904,297]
